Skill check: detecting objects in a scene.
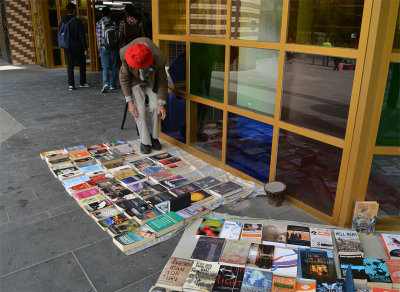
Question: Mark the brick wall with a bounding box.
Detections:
[4,0,35,65]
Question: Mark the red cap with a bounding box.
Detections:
[125,43,153,69]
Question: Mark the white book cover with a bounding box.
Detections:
[271,247,298,278]
[333,229,363,254]
[219,221,243,240]
[381,233,400,259]
[310,228,334,250]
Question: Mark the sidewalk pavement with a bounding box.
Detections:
[0,64,323,292]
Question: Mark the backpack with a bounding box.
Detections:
[124,21,142,43]
[58,17,75,49]
[102,22,118,49]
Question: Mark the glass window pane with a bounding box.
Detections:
[159,0,186,35]
[49,10,59,28]
[281,52,356,139]
[161,94,187,144]
[190,0,227,38]
[231,0,282,42]
[160,40,186,92]
[276,130,342,216]
[376,63,400,146]
[190,101,223,159]
[48,0,56,9]
[190,43,225,102]
[226,113,273,182]
[228,47,279,116]
[50,29,58,47]
[287,0,364,48]
[59,0,68,8]
[53,49,62,66]
[366,155,400,217]
[393,6,400,52]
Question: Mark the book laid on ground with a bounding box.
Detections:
[272,275,296,291]
[310,228,333,250]
[175,204,210,224]
[45,151,69,163]
[385,259,400,288]
[272,247,298,278]
[116,198,163,224]
[208,181,243,198]
[169,182,201,197]
[381,233,400,259]
[240,223,263,244]
[219,221,243,240]
[47,157,72,167]
[286,225,311,248]
[149,152,173,161]
[79,164,105,173]
[58,169,84,181]
[97,213,129,230]
[338,254,368,284]
[364,258,392,288]
[64,145,87,154]
[107,219,141,236]
[73,188,102,200]
[87,143,106,151]
[182,260,219,292]
[52,166,79,178]
[83,198,113,213]
[165,161,190,170]
[371,288,400,292]
[191,237,225,262]
[88,149,110,158]
[295,280,316,292]
[113,225,155,252]
[75,160,97,169]
[212,265,245,292]
[298,248,336,280]
[158,157,181,166]
[140,166,165,175]
[145,191,176,206]
[196,217,225,238]
[168,192,191,212]
[69,151,91,160]
[66,181,96,195]
[119,174,146,186]
[62,175,91,189]
[113,169,138,181]
[262,224,287,247]
[89,173,114,184]
[145,211,184,237]
[241,268,273,292]
[95,153,124,166]
[219,240,251,267]
[92,205,122,220]
[333,229,364,256]
[194,176,222,190]
[189,190,214,205]
[73,157,95,166]
[156,257,194,291]
[159,175,190,189]
[315,279,344,292]
[105,140,127,149]
[351,201,379,236]
[130,158,158,171]
[110,144,137,161]
[149,170,175,182]
[246,243,275,270]
[40,149,67,160]
[76,194,105,207]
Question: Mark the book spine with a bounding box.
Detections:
[381,234,391,259]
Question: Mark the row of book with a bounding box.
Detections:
[40,140,246,253]
[154,217,400,291]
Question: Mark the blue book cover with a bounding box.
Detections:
[316,279,345,291]
[62,175,91,188]
[114,225,154,245]
[79,164,104,173]
[363,258,392,284]
[344,266,355,292]
[298,248,336,280]
[140,166,164,175]
[241,269,273,292]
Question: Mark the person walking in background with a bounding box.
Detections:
[322,39,332,67]
[142,12,152,40]
[119,5,144,48]
[59,3,90,91]
[96,7,119,93]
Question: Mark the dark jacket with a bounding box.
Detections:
[59,15,87,53]
[119,37,167,102]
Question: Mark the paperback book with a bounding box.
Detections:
[364,258,392,288]
[183,260,219,292]
[168,193,191,212]
[145,211,185,237]
[107,219,141,236]
[287,225,311,248]
[83,198,113,213]
[156,257,194,291]
[149,152,173,161]
[194,176,222,189]
[298,248,336,280]
[191,237,225,262]
[208,181,243,198]
[76,194,105,207]
[295,280,316,292]
[130,158,157,170]
[272,247,298,278]
[219,221,243,240]
[262,224,287,247]
[246,243,275,270]
[316,279,345,292]
[92,205,122,220]
[241,269,273,292]
[159,175,190,189]
[240,223,263,244]
[333,230,364,255]
[169,182,201,197]
[149,170,175,182]
[62,175,91,189]
[196,217,225,238]
[380,233,400,259]
[105,140,127,148]
[64,144,87,154]
[158,157,181,166]
[97,213,129,229]
[140,166,165,175]
[272,275,296,291]
[219,240,251,267]
[310,228,333,250]
[385,259,400,288]
[175,204,210,224]
[339,254,368,284]
[212,265,245,292]
[351,201,379,236]
[73,188,102,200]
[165,161,189,170]
[113,225,155,252]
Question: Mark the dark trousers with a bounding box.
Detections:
[65,50,86,86]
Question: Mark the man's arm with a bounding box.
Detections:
[78,19,87,52]
[119,49,133,100]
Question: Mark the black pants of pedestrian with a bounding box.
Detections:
[65,50,86,86]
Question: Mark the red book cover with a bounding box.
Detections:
[73,188,101,200]
[385,259,400,287]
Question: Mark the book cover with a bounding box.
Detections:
[194,176,223,190]
[53,166,78,177]
[67,181,96,194]
[103,162,125,170]
[364,258,392,287]
[159,175,190,189]
[196,217,225,238]
[191,237,225,262]
[272,247,298,278]
[241,223,263,244]
[83,198,113,213]
[108,219,141,235]
[73,188,101,200]
[158,157,181,166]
[371,288,400,292]
[48,157,72,167]
[333,230,364,255]
[212,265,245,292]
[150,152,173,161]
[165,161,189,170]
[88,149,110,158]
[316,279,345,292]
[140,166,165,175]
[130,158,157,170]
[92,205,122,220]
[117,198,161,222]
[89,173,113,184]
[149,170,175,182]
[113,225,155,251]
[120,174,146,185]
[219,221,243,240]
[241,268,273,292]
[381,234,400,259]
[170,182,201,197]
[175,204,210,223]
[262,224,287,247]
[310,228,333,250]
[168,193,191,212]
[287,225,311,248]
[75,160,97,168]
[189,190,214,205]
[156,257,194,291]
[95,153,123,165]
[113,169,137,181]
[62,175,91,189]
[351,201,379,235]
[69,151,91,160]
[145,212,184,235]
[76,194,104,207]
[272,275,296,291]
[298,248,336,280]
[64,144,87,154]
[79,164,105,173]
[105,140,127,148]
[183,260,219,292]
[97,213,129,228]
[339,254,368,282]
[385,259,400,288]
[219,240,251,267]
[87,143,106,151]
[58,170,84,181]
[41,149,67,160]
[295,281,316,292]
[246,243,275,270]
[146,191,176,206]
[155,201,168,214]
[209,181,243,198]
[73,157,95,165]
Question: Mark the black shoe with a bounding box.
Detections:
[79,83,91,88]
[69,85,75,91]
[140,143,152,154]
[151,138,162,150]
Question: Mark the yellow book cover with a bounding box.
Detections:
[351,201,379,236]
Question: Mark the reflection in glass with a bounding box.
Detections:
[53,49,62,66]
[287,0,364,48]
[159,0,186,35]
[190,0,227,37]
[228,47,278,115]
[48,0,56,8]
[190,101,223,159]
[376,63,400,146]
[51,29,58,47]
[281,52,356,139]
[366,155,400,216]
[60,0,68,8]
[161,94,187,144]
[160,41,186,92]
[226,113,273,182]
[49,10,59,27]
[276,130,342,216]
[60,9,68,19]
[393,7,400,52]
[190,43,225,102]
[231,0,282,42]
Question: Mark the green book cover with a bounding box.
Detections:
[146,212,184,232]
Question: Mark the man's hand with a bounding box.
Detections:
[157,105,166,120]
[128,101,138,118]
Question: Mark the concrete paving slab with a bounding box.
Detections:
[0,188,38,209]
[117,272,161,292]
[0,209,10,224]
[0,212,50,234]
[0,107,25,144]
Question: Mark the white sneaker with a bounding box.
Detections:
[79,83,91,88]
[101,85,109,93]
